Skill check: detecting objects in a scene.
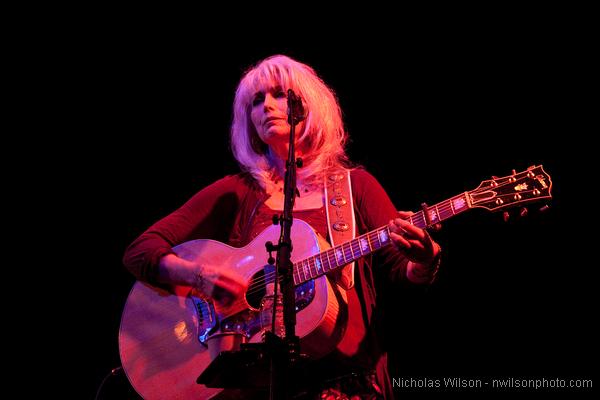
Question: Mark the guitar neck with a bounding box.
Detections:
[292,192,471,285]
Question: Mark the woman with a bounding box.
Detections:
[123,54,441,399]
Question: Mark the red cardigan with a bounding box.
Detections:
[123,168,412,399]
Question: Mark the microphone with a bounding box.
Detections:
[287,89,305,124]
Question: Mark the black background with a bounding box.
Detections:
[41,24,592,398]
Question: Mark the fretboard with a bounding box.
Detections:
[292,192,471,285]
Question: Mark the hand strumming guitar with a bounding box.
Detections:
[158,253,246,306]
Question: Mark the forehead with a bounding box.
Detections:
[250,78,286,95]
[248,66,291,93]
[253,84,284,96]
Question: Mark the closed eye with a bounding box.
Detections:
[252,93,265,106]
[252,87,287,106]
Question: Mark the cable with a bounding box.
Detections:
[94,366,122,400]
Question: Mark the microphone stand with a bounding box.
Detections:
[265,89,305,400]
[196,90,306,399]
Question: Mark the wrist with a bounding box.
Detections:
[407,245,441,284]
[192,264,217,299]
[193,269,207,296]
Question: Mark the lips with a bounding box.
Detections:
[264,116,284,124]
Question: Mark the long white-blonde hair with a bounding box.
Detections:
[231,54,350,190]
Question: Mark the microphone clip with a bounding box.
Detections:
[287,89,305,125]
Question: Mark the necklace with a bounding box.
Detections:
[273,180,316,196]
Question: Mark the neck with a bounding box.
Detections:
[267,146,295,179]
[266,147,311,195]
[269,143,289,166]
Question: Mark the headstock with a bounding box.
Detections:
[468,165,552,212]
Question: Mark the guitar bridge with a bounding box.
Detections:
[193,297,217,344]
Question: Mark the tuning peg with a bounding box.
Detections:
[492,175,499,179]
[512,169,517,175]
[519,207,528,217]
[503,211,510,222]
[539,205,550,213]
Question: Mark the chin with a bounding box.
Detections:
[262,129,288,141]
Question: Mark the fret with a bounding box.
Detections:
[380,227,388,246]
[370,230,380,249]
[305,259,314,280]
[343,242,353,263]
[314,256,322,274]
[297,259,303,281]
[328,250,336,271]
[452,194,468,213]
[432,205,440,223]
[439,201,454,220]
[350,239,360,261]
[359,236,370,254]
[346,242,353,262]
[342,242,352,264]
[412,212,426,229]
[294,261,306,282]
[449,197,455,215]
[346,241,353,261]
[313,257,320,277]
[335,246,344,265]
[337,244,345,265]
[356,237,364,256]
[340,243,348,264]
[321,254,329,272]
[326,248,336,271]
[377,228,384,247]
[321,250,332,272]
[426,208,435,224]
[377,227,390,247]
[340,244,348,264]
[319,253,331,272]
[365,232,373,252]
[354,238,363,258]
[305,259,312,279]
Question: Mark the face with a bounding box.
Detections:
[250,85,304,147]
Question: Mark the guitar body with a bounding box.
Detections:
[119,219,347,400]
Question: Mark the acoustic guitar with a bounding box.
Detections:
[119,165,552,399]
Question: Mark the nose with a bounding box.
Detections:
[263,93,277,111]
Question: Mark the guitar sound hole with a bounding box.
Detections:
[246,267,316,312]
[246,269,266,309]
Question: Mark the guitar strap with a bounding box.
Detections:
[324,169,356,290]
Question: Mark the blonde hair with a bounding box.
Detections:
[231,55,350,190]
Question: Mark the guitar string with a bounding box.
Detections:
[205,179,541,299]
[241,201,456,296]
[241,229,390,297]
[237,184,540,297]
[122,180,543,351]
[241,198,464,295]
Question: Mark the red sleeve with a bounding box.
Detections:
[122,174,244,284]
[351,168,409,282]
